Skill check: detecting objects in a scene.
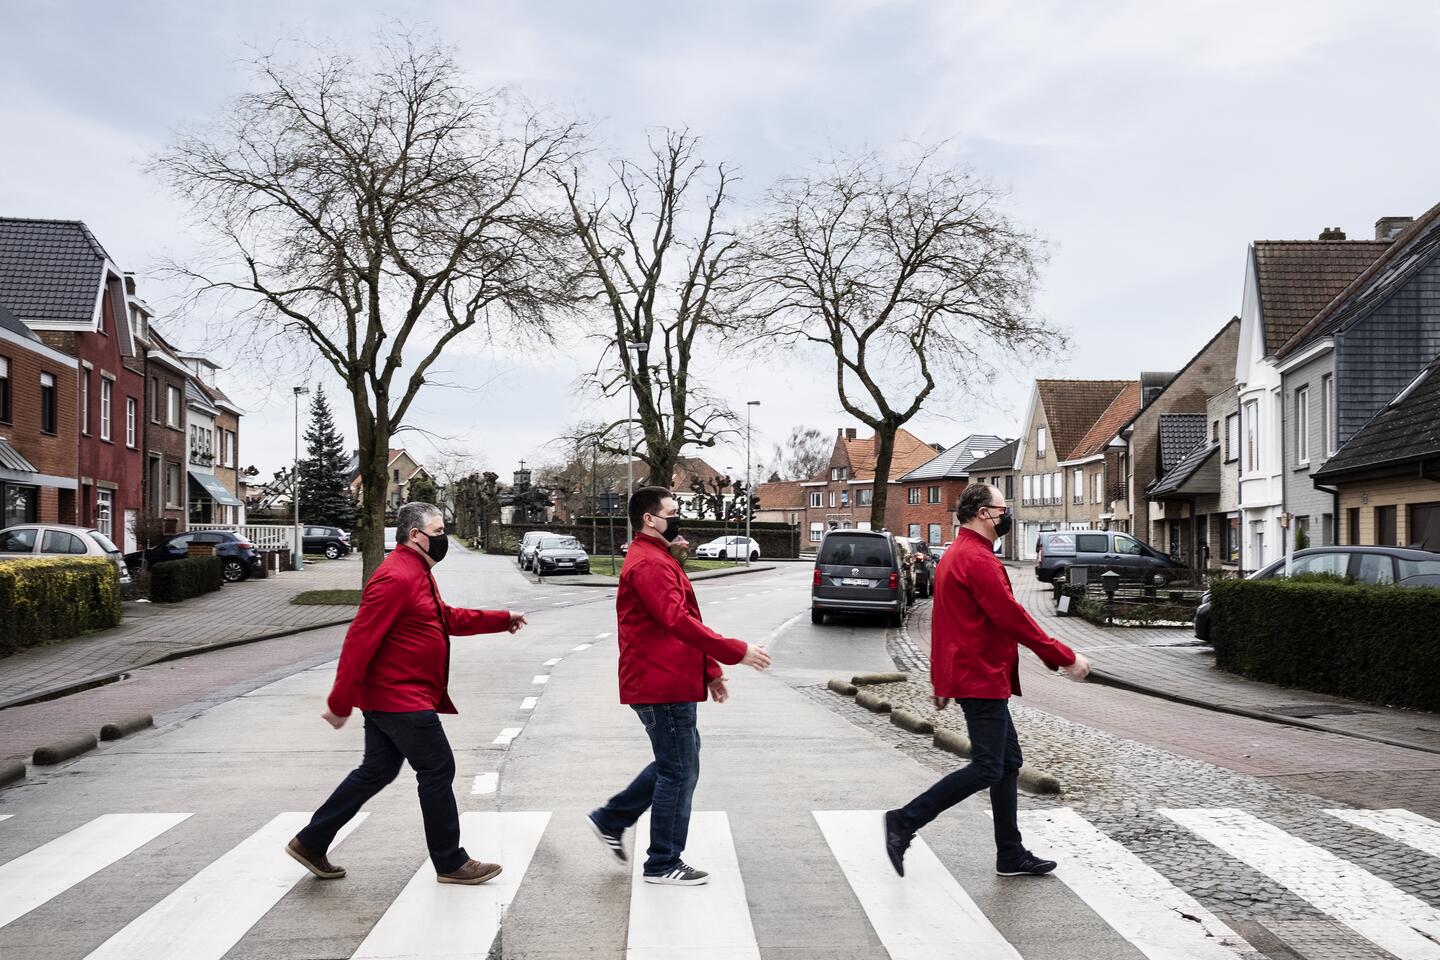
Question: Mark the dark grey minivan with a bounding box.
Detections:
[1034,530,1186,586]
[811,529,908,626]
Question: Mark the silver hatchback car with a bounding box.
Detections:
[0,523,130,583]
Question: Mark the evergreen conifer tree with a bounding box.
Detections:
[298,385,358,529]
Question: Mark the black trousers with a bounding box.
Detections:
[894,697,1026,865]
[297,709,468,873]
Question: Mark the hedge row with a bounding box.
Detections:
[1209,577,1440,711]
[0,557,122,656]
[151,557,223,603]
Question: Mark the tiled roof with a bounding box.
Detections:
[1314,351,1440,481]
[844,427,940,481]
[1252,239,1389,354]
[1067,383,1141,460]
[1278,202,1440,357]
[756,480,807,510]
[898,434,1008,481]
[0,302,41,344]
[1036,380,1134,462]
[1148,440,1219,498]
[964,439,1019,473]
[1157,413,1208,471]
[0,218,112,327]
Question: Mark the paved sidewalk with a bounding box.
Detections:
[904,563,1440,755]
[0,558,362,709]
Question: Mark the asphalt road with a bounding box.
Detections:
[1,549,1438,959]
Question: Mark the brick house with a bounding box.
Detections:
[349,448,433,512]
[962,439,1021,558]
[0,219,145,551]
[131,317,190,538]
[798,427,939,545]
[894,434,1007,546]
[754,479,806,526]
[1062,383,1141,531]
[0,303,80,526]
[180,354,245,526]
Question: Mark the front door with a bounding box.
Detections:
[123,509,138,553]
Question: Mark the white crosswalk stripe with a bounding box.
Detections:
[628,811,760,960]
[1018,809,1252,959]
[1328,808,1440,860]
[815,810,1021,960]
[0,813,190,929]
[1163,807,1440,959]
[83,812,365,960]
[351,811,549,960]
[0,815,10,824]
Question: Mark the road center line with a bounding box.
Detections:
[471,773,499,795]
[543,658,562,666]
[520,697,538,710]
[492,727,523,746]
[532,675,549,684]
[573,643,593,651]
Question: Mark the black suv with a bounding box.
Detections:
[303,525,352,560]
[125,531,264,583]
[811,529,909,626]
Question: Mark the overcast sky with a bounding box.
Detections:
[3,1,1437,486]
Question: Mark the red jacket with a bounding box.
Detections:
[616,534,749,704]
[327,546,513,717]
[930,529,1075,699]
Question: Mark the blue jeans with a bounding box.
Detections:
[591,702,701,875]
[894,698,1026,866]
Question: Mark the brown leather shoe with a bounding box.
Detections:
[436,859,503,885]
[286,837,346,879]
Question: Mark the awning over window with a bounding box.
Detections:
[189,469,242,507]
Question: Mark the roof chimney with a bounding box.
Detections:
[1317,227,1346,241]
[845,428,857,440]
[1375,216,1414,241]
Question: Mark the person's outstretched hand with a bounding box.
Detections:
[740,643,772,670]
[508,611,528,634]
[321,709,347,729]
[1061,653,1091,681]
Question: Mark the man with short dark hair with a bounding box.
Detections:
[587,486,773,885]
[287,501,527,886]
[884,483,1091,878]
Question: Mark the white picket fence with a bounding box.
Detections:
[188,523,297,550]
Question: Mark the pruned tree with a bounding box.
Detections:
[742,148,1061,528]
[152,34,582,580]
[557,129,740,489]
[770,425,832,481]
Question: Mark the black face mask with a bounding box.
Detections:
[656,515,682,543]
[982,508,1013,539]
[419,531,449,564]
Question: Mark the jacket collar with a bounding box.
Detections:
[630,533,680,565]
[957,527,993,549]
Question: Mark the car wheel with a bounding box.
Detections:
[749,551,759,562]
[887,611,903,628]
[222,559,246,582]
[719,550,728,560]
[811,608,825,625]
[1150,571,1170,587]
[325,544,341,560]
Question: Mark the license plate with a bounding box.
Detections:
[559,559,573,565]
[841,577,870,587]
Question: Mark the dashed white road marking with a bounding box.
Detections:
[762,611,807,648]
[471,773,499,795]
[1163,808,1440,959]
[0,815,10,824]
[521,696,538,710]
[595,632,612,639]
[350,812,549,960]
[573,643,594,651]
[814,810,1021,959]
[0,813,191,929]
[492,727,523,746]
[82,812,365,960]
[532,675,549,684]
[1328,809,1440,860]
[543,658,562,667]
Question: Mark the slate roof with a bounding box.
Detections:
[1157,413,1208,472]
[1068,383,1141,460]
[898,434,1007,481]
[0,302,41,344]
[1252,239,1389,354]
[1314,351,1440,480]
[965,439,1019,474]
[1035,380,1134,462]
[839,427,939,481]
[1148,440,1219,498]
[756,480,806,510]
[185,379,221,413]
[0,218,113,327]
[1278,202,1440,357]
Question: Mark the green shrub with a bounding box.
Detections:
[150,557,224,603]
[1210,577,1440,711]
[0,557,122,655]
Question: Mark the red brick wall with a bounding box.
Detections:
[896,478,969,544]
[0,336,79,487]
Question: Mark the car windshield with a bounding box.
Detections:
[539,537,579,550]
[88,530,120,553]
[818,536,888,567]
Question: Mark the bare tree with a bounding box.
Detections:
[152,34,582,580]
[557,129,740,488]
[770,425,833,481]
[742,149,1061,528]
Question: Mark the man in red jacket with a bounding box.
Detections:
[885,483,1090,878]
[587,486,772,885]
[287,502,526,886]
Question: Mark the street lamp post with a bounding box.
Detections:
[623,340,648,543]
[292,385,310,571]
[745,400,760,566]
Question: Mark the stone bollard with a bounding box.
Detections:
[0,760,24,788]
[851,672,908,686]
[890,709,935,736]
[33,733,98,765]
[100,714,154,742]
[855,690,892,713]
[827,678,859,696]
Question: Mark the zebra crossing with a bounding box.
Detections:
[0,806,1438,958]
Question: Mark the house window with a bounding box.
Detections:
[1093,473,1103,504]
[80,368,90,435]
[1212,419,1219,442]
[100,377,113,441]
[393,468,400,482]
[908,524,921,539]
[840,490,849,507]
[40,372,57,434]
[908,487,921,505]
[1243,400,1259,473]
[95,490,113,539]
[809,522,824,542]
[0,357,9,423]
[1295,386,1309,465]
[1072,468,1083,504]
[126,398,136,448]
[1054,472,1063,503]
[1376,505,1398,546]
[809,492,822,508]
[1225,413,1240,463]
[166,462,182,508]
[858,488,872,506]
[1004,475,1014,500]
[927,523,942,545]
[166,385,181,427]
[828,491,836,508]
[1223,515,1240,563]
[1321,374,1335,456]
[150,377,159,423]
[1042,473,1053,502]
[927,485,941,504]
[1023,475,1033,505]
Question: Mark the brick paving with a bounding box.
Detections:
[0,557,361,709]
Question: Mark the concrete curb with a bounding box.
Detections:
[931,728,1061,795]
[852,672,908,686]
[1087,668,1440,758]
[33,733,98,765]
[0,760,24,788]
[855,690,892,713]
[0,618,354,713]
[100,713,154,741]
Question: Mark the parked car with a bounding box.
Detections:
[1035,530,1186,586]
[125,531,263,583]
[893,537,919,604]
[810,529,909,627]
[0,523,130,584]
[517,531,548,570]
[1194,545,1440,641]
[302,525,352,560]
[532,535,590,576]
[694,536,761,561]
[896,537,936,598]
[383,527,398,553]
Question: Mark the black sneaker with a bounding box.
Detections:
[996,852,1057,876]
[643,862,709,886]
[883,810,913,878]
[587,813,627,864]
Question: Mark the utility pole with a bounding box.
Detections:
[292,385,310,570]
[746,400,760,566]
[591,438,598,557]
[623,340,648,543]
